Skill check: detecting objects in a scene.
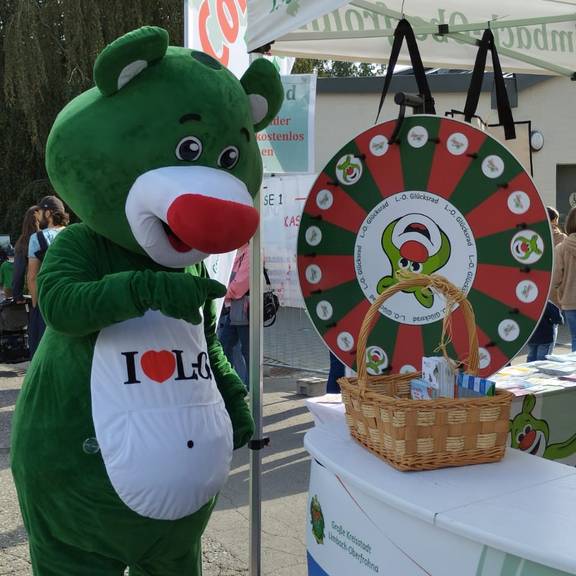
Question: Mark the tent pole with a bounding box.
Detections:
[249,187,265,576]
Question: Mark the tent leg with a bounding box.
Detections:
[249,190,264,576]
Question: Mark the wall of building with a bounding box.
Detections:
[313,77,576,208]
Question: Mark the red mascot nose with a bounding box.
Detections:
[400,241,428,263]
[166,194,259,254]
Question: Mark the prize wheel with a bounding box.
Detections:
[297,115,553,377]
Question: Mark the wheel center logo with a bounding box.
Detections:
[354,192,478,325]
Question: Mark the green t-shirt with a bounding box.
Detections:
[0,260,14,293]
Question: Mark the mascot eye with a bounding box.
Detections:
[411,262,422,272]
[517,433,524,444]
[524,425,532,435]
[398,258,409,269]
[218,146,240,170]
[176,136,203,162]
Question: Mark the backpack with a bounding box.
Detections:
[33,231,49,262]
[263,267,280,327]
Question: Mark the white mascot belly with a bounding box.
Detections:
[90,309,233,520]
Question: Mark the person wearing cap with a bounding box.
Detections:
[27,195,70,355]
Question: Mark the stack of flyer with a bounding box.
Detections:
[492,356,576,396]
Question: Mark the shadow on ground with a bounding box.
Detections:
[0,526,28,549]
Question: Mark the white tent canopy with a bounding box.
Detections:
[247,0,576,77]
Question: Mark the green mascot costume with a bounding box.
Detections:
[11,27,283,575]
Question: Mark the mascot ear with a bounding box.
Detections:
[240,59,284,132]
[94,27,169,96]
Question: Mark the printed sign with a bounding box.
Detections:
[307,459,568,575]
[258,74,316,174]
[185,0,249,76]
[262,174,316,307]
[306,460,567,576]
[297,116,553,376]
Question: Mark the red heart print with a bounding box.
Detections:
[141,350,176,383]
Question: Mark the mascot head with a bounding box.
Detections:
[45,26,283,267]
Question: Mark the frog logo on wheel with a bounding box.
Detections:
[335,154,363,185]
[511,231,544,264]
[366,346,388,375]
[377,214,451,308]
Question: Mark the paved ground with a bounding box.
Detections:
[1,325,572,575]
[0,364,314,576]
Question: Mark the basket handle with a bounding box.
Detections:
[356,273,479,393]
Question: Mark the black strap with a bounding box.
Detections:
[245,266,273,295]
[464,29,516,140]
[34,230,49,261]
[376,19,435,124]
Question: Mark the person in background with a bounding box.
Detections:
[27,196,69,356]
[12,206,40,302]
[526,302,563,361]
[0,246,15,300]
[552,206,576,351]
[218,244,250,388]
[548,206,567,247]
[525,205,567,362]
[326,351,345,394]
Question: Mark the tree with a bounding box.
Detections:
[0,0,183,242]
[292,58,385,77]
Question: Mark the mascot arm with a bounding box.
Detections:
[38,225,225,337]
[197,265,255,450]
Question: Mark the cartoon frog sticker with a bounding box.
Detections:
[510,395,576,460]
[377,213,451,308]
[310,495,325,545]
[335,154,363,185]
[366,346,388,375]
[511,233,544,262]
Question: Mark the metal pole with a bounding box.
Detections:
[249,189,265,576]
[183,0,189,47]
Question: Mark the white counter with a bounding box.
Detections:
[305,398,576,576]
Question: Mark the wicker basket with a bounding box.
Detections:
[339,273,513,471]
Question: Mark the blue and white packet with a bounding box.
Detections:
[456,373,496,397]
[410,378,438,400]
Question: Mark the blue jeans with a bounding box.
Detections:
[28,305,46,358]
[526,341,555,362]
[326,352,345,394]
[218,310,249,388]
[565,310,576,352]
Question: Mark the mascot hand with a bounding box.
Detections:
[232,403,255,450]
[139,271,226,324]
